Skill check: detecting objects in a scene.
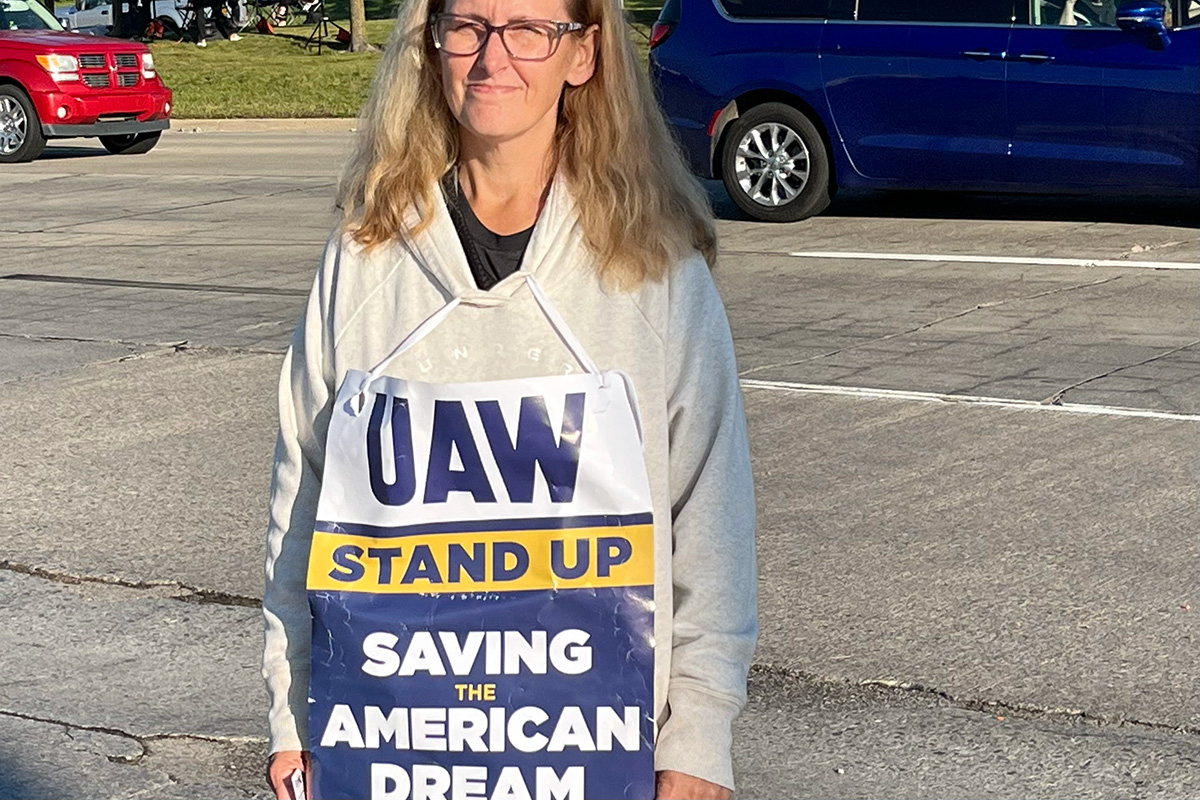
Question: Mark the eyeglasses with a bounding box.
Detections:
[430,13,586,61]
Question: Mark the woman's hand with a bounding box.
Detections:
[656,770,733,800]
[266,757,727,798]
[266,750,311,800]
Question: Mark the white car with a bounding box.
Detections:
[54,0,185,36]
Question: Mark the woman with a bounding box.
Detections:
[262,0,756,796]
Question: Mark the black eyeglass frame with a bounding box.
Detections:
[429,13,588,61]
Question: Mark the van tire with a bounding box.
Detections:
[719,102,831,222]
[0,85,46,164]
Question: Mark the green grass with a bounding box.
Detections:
[150,20,389,117]
[151,1,660,118]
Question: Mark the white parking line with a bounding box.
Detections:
[786,252,1198,270]
[740,378,1200,422]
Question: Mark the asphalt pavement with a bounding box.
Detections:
[0,129,1197,800]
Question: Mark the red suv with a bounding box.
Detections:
[0,0,172,163]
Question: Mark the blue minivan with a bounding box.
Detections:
[648,0,1199,221]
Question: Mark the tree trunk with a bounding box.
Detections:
[349,0,370,52]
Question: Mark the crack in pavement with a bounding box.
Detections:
[1041,339,1200,406]
[0,334,287,366]
[0,338,183,389]
[1,273,309,297]
[0,559,261,608]
[0,331,180,348]
[176,343,289,356]
[0,339,188,389]
[739,275,1124,377]
[751,664,1200,737]
[0,708,266,767]
[0,708,149,764]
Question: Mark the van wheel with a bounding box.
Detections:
[0,85,46,164]
[719,102,831,222]
[100,131,162,155]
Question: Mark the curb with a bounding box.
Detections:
[168,118,358,133]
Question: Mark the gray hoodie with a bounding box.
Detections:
[262,175,757,789]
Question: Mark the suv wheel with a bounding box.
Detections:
[719,102,831,223]
[0,86,47,164]
[100,131,162,155]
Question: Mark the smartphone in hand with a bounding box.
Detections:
[289,769,306,800]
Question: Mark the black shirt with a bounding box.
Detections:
[441,172,534,291]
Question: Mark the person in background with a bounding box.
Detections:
[192,0,240,46]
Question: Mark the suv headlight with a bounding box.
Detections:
[141,52,156,79]
[35,54,80,80]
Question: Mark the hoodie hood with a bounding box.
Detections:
[404,171,590,306]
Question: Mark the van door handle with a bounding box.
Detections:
[962,50,1005,60]
[1016,52,1056,62]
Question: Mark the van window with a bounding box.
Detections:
[1023,0,1173,27]
[856,0,1014,24]
[1027,0,1118,26]
[716,0,828,18]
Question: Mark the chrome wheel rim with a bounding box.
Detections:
[734,121,810,207]
[0,96,28,156]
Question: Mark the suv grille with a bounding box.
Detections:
[117,73,139,87]
[114,53,140,68]
[78,53,106,68]
[82,73,111,88]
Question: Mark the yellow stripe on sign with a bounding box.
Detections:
[306,525,655,594]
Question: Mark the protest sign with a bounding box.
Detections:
[307,281,656,800]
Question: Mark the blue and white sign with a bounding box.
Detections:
[307,278,656,800]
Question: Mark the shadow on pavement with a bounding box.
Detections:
[0,752,40,800]
[40,144,110,160]
[704,180,1200,228]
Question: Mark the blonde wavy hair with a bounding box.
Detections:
[337,0,716,287]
